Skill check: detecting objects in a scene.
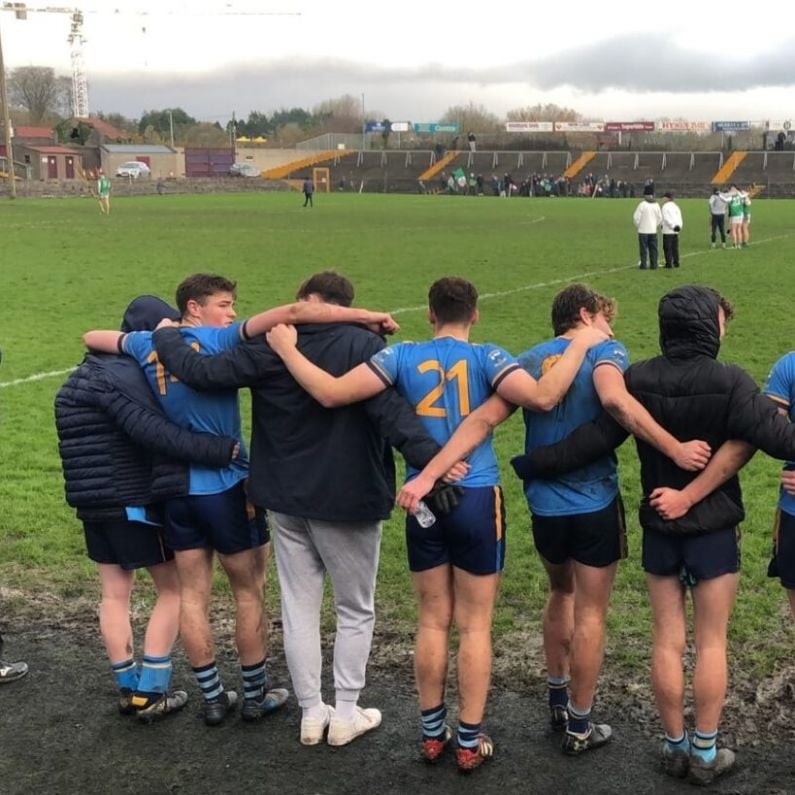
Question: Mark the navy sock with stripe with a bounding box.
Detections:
[193,661,224,703]
[421,703,447,740]
[241,659,267,701]
[548,676,569,709]
[457,720,481,750]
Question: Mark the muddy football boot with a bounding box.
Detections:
[456,734,494,773]
[135,691,189,723]
[0,658,28,684]
[661,743,690,778]
[241,687,289,721]
[550,704,568,732]
[421,725,452,763]
[118,687,136,715]
[202,690,238,726]
[561,722,612,755]
[688,748,736,786]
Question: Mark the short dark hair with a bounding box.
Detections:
[551,283,617,336]
[428,277,478,324]
[296,271,354,306]
[713,290,735,322]
[175,273,237,315]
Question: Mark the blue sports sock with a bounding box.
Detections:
[665,731,690,754]
[567,700,591,735]
[193,661,224,703]
[241,659,267,701]
[137,655,172,695]
[421,703,447,740]
[457,720,481,750]
[548,676,569,709]
[692,730,717,763]
[111,658,139,691]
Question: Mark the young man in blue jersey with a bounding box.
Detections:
[84,274,397,726]
[396,284,712,758]
[265,276,609,771]
[763,354,795,621]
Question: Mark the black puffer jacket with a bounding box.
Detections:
[55,295,236,522]
[527,285,795,535]
[55,355,236,521]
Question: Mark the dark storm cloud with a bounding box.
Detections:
[88,35,795,119]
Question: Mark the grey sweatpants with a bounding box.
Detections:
[268,511,382,708]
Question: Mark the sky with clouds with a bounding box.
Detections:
[2,0,793,124]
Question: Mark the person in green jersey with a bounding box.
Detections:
[97,169,111,215]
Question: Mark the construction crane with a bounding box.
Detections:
[1,3,301,119]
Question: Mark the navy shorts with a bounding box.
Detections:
[83,518,173,571]
[164,480,269,555]
[642,525,741,583]
[406,485,505,575]
[531,496,627,568]
[768,509,795,590]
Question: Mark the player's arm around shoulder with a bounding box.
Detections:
[266,323,387,407]
[83,330,126,354]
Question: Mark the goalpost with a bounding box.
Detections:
[313,167,330,192]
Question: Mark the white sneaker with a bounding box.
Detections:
[327,705,382,746]
[300,704,334,746]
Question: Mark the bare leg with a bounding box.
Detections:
[452,568,501,725]
[539,559,574,680]
[647,574,687,739]
[569,561,618,711]
[691,573,739,734]
[97,563,135,662]
[412,565,454,710]
[142,560,181,658]
[787,588,795,620]
[218,544,268,666]
[174,548,215,667]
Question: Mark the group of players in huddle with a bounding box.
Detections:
[54,271,795,785]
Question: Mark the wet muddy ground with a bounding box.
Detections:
[1,603,794,795]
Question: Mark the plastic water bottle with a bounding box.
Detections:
[414,500,436,528]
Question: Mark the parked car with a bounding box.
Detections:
[115,161,151,179]
[229,162,260,178]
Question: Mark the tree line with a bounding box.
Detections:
[6,67,579,147]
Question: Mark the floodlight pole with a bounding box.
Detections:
[361,93,365,151]
[0,19,16,199]
[168,109,174,148]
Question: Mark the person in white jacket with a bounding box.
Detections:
[661,192,684,268]
[633,195,663,270]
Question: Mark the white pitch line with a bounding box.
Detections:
[0,367,76,389]
[2,231,793,388]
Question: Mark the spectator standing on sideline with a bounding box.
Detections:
[709,188,728,249]
[303,177,314,208]
[661,192,683,269]
[468,131,477,152]
[633,194,663,270]
[97,169,111,215]
[741,190,752,247]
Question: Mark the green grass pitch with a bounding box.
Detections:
[2,191,794,673]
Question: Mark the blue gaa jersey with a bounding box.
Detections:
[764,352,795,517]
[123,323,248,496]
[367,337,519,487]
[519,337,628,516]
